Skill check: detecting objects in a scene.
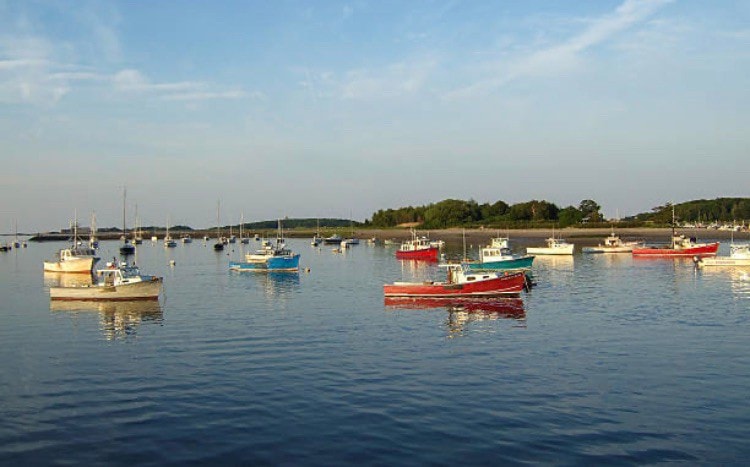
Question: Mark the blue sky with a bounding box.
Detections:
[1,0,748,231]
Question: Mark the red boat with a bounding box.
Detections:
[395,231,439,261]
[384,266,526,297]
[632,234,719,257]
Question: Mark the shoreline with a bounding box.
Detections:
[24,227,745,243]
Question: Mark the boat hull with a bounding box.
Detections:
[43,257,98,274]
[464,256,534,270]
[50,277,162,301]
[632,242,719,257]
[582,245,639,253]
[395,247,439,261]
[229,254,300,272]
[526,245,574,255]
[384,272,526,297]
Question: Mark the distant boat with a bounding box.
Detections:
[312,219,323,246]
[582,230,643,253]
[395,230,439,261]
[163,217,177,248]
[695,242,750,267]
[323,234,343,245]
[120,188,135,255]
[213,201,224,251]
[50,261,162,301]
[526,235,574,255]
[239,214,249,244]
[181,234,193,244]
[464,237,534,270]
[384,265,527,298]
[229,220,300,272]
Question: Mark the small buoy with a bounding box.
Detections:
[169,260,176,267]
[305,267,311,273]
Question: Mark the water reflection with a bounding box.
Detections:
[384,297,526,336]
[50,300,163,340]
[230,270,301,297]
[532,255,574,271]
[43,271,94,288]
[398,260,437,281]
[698,266,750,299]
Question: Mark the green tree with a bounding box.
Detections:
[558,206,584,227]
[579,199,602,222]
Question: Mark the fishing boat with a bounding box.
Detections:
[0,242,11,252]
[43,213,100,273]
[50,262,162,301]
[312,219,323,246]
[464,237,534,270]
[582,230,643,253]
[384,264,526,298]
[694,243,750,267]
[395,230,439,261]
[526,235,574,255]
[633,205,719,257]
[181,234,193,244]
[632,234,719,257]
[229,220,300,272]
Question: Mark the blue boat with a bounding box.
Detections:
[463,237,534,271]
[229,220,300,272]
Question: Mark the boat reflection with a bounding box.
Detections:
[385,297,526,336]
[399,260,437,281]
[698,266,750,299]
[50,300,163,340]
[532,255,574,271]
[43,271,94,288]
[230,270,301,297]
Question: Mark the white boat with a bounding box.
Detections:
[181,235,193,244]
[695,243,750,267]
[582,231,643,253]
[526,236,574,255]
[43,212,100,273]
[50,262,162,301]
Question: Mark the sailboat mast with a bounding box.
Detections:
[122,187,127,234]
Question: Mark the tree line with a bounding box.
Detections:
[634,198,750,224]
[365,199,603,229]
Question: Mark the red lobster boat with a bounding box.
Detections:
[395,231,439,261]
[632,234,719,257]
[384,265,526,297]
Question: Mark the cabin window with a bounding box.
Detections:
[466,276,476,281]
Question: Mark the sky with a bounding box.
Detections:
[1,0,748,232]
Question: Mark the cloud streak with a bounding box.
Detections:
[446,0,674,99]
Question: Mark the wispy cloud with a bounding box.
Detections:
[445,0,674,99]
[340,59,437,100]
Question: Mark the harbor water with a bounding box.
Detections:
[1,238,749,465]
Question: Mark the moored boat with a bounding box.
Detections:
[396,230,439,261]
[582,231,643,253]
[384,265,527,298]
[526,236,574,255]
[632,235,719,257]
[694,243,750,267]
[464,237,534,270]
[323,234,343,245]
[44,213,100,273]
[229,220,300,272]
[50,262,162,301]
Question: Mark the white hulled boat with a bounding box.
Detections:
[526,236,574,255]
[695,243,750,267]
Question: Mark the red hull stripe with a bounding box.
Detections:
[384,273,525,297]
[395,247,439,260]
[632,242,719,256]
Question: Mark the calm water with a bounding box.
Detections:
[1,238,749,465]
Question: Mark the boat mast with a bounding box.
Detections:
[671,203,676,249]
[122,186,127,236]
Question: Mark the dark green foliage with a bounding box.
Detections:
[639,198,750,224]
[558,206,584,227]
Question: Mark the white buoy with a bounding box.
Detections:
[169,260,176,267]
